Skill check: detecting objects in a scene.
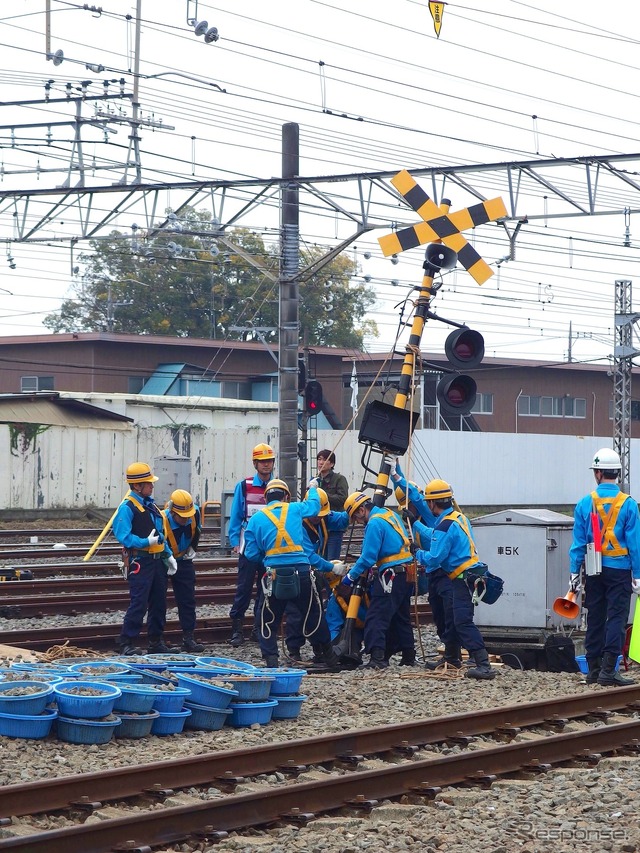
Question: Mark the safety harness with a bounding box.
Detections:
[303,517,329,557]
[590,490,631,557]
[162,514,196,558]
[261,503,305,559]
[437,510,481,580]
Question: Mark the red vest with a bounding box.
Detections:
[244,478,268,521]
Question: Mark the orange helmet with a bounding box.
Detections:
[344,491,370,519]
[305,487,330,516]
[252,443,276,461]
[126,462,158,484]
[424,479,453,500]
[169,489,196,518]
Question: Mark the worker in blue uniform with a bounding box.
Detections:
[113,462,178,655]
[162,488,205,653]
[340,491,416,669]
[569,447,640,686]
[227,442,276,647]
[414,479,495,680]
[243,479,341,669]
[285,485,350,662]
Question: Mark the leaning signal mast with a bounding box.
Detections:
[357,170,507,505]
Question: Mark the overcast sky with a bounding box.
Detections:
[2,0,640,366]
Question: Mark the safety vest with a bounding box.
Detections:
[303,518,329,557]
[437,510,480,580]
[243,478,268,521]
[163,514,196,559]
[374,508,413,567]
[262,503,305,559]
[125,494,165,554]
[590,491,631,557]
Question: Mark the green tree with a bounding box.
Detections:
[44,211,377,348]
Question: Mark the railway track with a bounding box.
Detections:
[1,687,639,852]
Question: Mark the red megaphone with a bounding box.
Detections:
[552,589,580,620]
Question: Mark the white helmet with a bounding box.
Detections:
[590,448,621,471]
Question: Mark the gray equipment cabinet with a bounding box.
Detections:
[471,508,576,634]
[152,456,191,507]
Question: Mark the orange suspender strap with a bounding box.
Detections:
[375,509,413,567]
[125,495,165,554]
[442,511,480,580]
[590,491,630,557]
[162,514,196,558]
[262,504,304,558]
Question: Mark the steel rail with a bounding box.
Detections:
[0,558,238,577]
[0,572,237,597]
[1,686,639,818]
[2,717,640,852]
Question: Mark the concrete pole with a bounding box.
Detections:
[279,123,300,492]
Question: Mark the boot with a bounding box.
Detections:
[597,652,634,687]
[307,642,342,673]
[286,648,303,662]
[118,638,142,656]
[311,643,324,664]
[466,648,496,680]
[263,654,279,668]
[585,657,602,684]
[228,618,244,648]
[425,643,463,670]
[362,648,389,670]
[147,635,179,654]
[249,625,260,643]
[399,649,417,666]
[182,632,205,653]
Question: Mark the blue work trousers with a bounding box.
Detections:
[451,576,486,653]
[428,568,461,649]
[121,555,168,642]
[257,568,330,659]
[325,530,344,561]
[584,567,632,659]
[170,557,197,633]
[285,572,329,652]
[363,569,415,656]
[229,553,263,624]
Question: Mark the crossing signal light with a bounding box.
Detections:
[436,328,484,416]
[304,380,323,414]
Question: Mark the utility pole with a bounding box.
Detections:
[613,279,640,493]
[279,123,300,492]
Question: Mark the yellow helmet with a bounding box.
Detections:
[252,443,276,461]
[126,462,158,484]
[169,489,196,518]
[305,487,330,516]
[344,491,370,519]
[424,478,453,500]
[265,478,290,500]
[394,480,420,504]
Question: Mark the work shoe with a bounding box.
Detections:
[361,648,389,670]
[228,619,244,648]
[147,636,179,654]
[425,643,463,670]
[286,649,303,662]
[119,642,143,656]
[264,655,279,668]
[399,649,417,666]
[585,657,602,684]
[182,633,205,653]
[311,643,324,664]
[466,648,496,680]
[249,626,260,643]
[597,652,634,687]
[307,642,342,673]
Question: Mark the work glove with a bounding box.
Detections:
[330,560,348,577]
[308,477,320,489]
[147,531,160,547]
[184,546,196,560]
[632,578,640,595]
[569,573,581,593]
[336,578,354,600]
[166,555,178,576]
[383,453,398,477]
[409,541,419,556]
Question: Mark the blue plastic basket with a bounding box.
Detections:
[271,694,308,720]
[194,656,257,673]
[150,707,191,736]
[175,672,238,709]
[227,699,278,728]
[0,681,54,716]
[53,681,122,719]
[0,707,57,739]
[69,661,131,677]
[223,674,275,702]
[575,654,622,674]
[149,686,192,713]
[130,668,176,686]
[114,710,160,739]
[144,653,196,667]
[257,668,307,696]
[56,714,121,744]
[112,683,158,714]
[184,701,232,731]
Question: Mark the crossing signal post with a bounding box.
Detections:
[304,380,323,414]
[437,327,485,416]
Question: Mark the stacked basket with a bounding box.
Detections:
[259,668,308,720]
[0,680,56,740]
[52,681,122,743]
[175,670,240,730]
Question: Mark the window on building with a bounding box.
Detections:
[519,393,585,418]
[471,393,493,414]
[20,376,54,393]
[128,377,145,393]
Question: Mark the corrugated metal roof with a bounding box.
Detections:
[0,394,133,429]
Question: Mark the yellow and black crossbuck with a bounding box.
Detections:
[378,170,507,285]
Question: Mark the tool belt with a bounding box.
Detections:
[263,565,305,600]
[462,563,504,605]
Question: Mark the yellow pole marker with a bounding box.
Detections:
[83,507,118,561]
